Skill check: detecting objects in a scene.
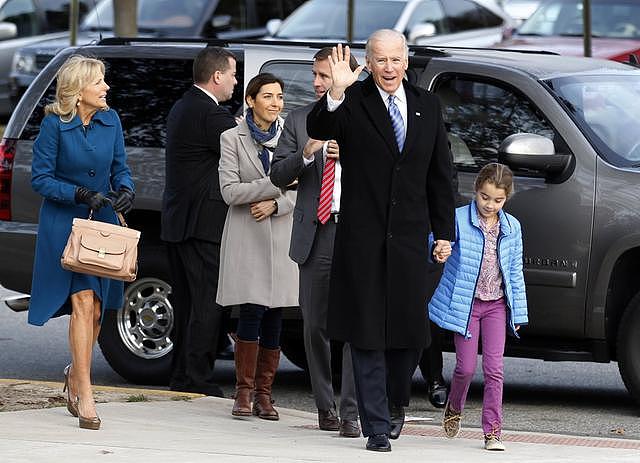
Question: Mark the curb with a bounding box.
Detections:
[0,378,205,399]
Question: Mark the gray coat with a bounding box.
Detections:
[270,103,324,265]
[216,119,299,308]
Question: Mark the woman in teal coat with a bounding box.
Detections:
[29,55,134,430]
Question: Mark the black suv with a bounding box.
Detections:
[4,38,640,406]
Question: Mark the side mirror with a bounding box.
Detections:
[0,22,17,41]
[408,22,437,43]
[498,133,572,177]
[211,14,232,30]
[266,18,282,36]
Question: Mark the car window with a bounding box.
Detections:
[548,74,640,166]
[434,75,556,175]
[275,0,407,41]
[406,0,449,35]
[442,0,503,32]
[260,60,368,118]
[40,0,90,31]
[260,61,316,118]
[22,57,244,147]
[0,0,40,37]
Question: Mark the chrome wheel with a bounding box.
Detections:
[117,277,173,360]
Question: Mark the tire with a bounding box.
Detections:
[98,277,174,385]
[617,292,640,405]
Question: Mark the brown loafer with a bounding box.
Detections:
[318,409,340,431]
[339,419,361,438]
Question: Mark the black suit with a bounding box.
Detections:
[161,86,236,395]
[307,76,455,436]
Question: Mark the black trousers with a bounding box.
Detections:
[166,239,223,394]
[350,346,421,437]
[419,320,445,383]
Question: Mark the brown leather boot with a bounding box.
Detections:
[232,339,259,417]
[253,346,280,421]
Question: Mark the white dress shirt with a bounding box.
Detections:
[194,84,219,105]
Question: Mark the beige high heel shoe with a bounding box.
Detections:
[62,364,78,418]
[77,398,101,430]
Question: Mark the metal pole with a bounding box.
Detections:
[583,0,592,57]
[69,0,79,46]
[347,0,354,42]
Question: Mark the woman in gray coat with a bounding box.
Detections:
[217,73,298,420]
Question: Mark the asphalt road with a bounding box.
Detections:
[1,286,639,440]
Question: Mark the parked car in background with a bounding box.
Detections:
[9,0,304,110]
[0,0,92,117]
[265,0,516,47]
[496,0,640,61]
[500,0,540,23]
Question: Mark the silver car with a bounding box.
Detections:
[265,0,516,47]
[0,0,91,116]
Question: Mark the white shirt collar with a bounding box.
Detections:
[194,84,219,105]
[376,82,406,105]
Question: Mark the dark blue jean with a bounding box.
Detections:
[236,303,282,349]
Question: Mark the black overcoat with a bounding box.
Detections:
[306,76,455,350]
[161,86,237,244]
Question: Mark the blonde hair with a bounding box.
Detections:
[475,163,514,197]
[45,55,107,122]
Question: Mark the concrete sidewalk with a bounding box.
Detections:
[0,393,639,462]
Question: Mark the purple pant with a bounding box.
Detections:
[449,298,506,436]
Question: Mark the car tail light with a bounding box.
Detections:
[0,138,17,221]
[610,49,640,64]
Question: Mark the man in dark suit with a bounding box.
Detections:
[270,47,360,438]
[161,47,238,397]
[306,30,455,452]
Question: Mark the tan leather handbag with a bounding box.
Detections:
[61,212,141,282]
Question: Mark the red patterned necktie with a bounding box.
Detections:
[317,157,336,224]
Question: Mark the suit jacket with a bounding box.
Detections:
[216,119,299,308]
[270,103,325,265]
[161,86,237,243]
[306,75,455,350]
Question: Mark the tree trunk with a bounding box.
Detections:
[113,0,137,37]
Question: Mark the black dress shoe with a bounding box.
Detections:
[339,419,361,437]
[366,434,391,452]
[389,405,405,440]
[318,409,340,431]
[428,380,448,409]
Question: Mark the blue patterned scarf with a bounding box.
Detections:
[245,108,283,175]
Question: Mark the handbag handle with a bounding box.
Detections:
[87,209,128,228]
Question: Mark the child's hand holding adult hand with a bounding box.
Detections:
[433,239,452,263]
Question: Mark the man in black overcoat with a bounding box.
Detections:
[161,47,238,396]
[306,30,455,452]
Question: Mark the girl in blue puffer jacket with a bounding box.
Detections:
[428,163,528,451]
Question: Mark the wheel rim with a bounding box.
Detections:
[117,277,174,360]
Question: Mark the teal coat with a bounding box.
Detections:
[28,109,134,326]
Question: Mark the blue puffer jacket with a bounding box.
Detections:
[428,201,528,339]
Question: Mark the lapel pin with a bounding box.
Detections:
[416,112,421,116]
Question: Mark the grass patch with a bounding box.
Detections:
[170,395,193,401]
[126,394,149,402]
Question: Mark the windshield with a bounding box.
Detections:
[82,0,208,32]
[547,74,640,166]
[275,0,406,40]
[519,0,640,38]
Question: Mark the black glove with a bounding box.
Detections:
[74,186,109,211]
[109,188,135,214]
